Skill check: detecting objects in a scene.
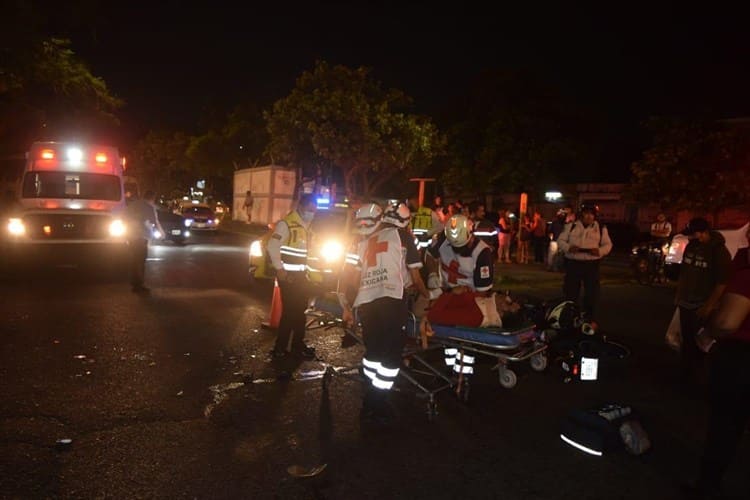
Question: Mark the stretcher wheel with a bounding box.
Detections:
[499,369,517,389]
[530,353,548,372]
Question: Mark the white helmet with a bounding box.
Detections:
[354,203,383,235]
[545,300,579,331]
[445,215,473,247]
[382,202,411,228]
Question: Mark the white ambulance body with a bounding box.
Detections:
[5,141,129,251]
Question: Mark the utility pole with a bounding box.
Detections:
[409,177,436,207]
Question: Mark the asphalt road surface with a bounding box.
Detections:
[1,231,747,499]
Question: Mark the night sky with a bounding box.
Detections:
[64,2,749,173]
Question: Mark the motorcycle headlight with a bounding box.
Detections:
[109,219,126,237]
[249,240,263,257]
[8,218,25,236]
[320,240,344,263]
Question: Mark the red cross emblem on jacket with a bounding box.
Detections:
[364,236,389,267]
[441,259,467,284]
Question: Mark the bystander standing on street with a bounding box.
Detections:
[242,190,254,224]
[126,190,164,294]
[547,209,568,272]
[557,204,612,319]
[685,225,750,499]
[674,217,731,385]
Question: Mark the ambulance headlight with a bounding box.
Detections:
[109,219,127,237]
[321,240,344,263]
[249,240,263,258]
[8,218,25,236]
[67,147,83,164]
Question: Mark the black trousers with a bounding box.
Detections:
[532,235,547,263]
[699,340,750,488]
[359,297,408,373]
[274,274,311,353]
[562,258,601,318]
[678,305,707,376]
[129,238,148,287]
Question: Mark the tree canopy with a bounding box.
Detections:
[1,1,122,170]
[629,116,749,216]
[264,60,444,198]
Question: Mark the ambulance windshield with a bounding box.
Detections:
[22,172,122,201]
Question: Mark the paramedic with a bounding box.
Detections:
[426,214,495,375]
[341,202,426,425]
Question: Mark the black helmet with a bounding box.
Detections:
[579,203,599,216]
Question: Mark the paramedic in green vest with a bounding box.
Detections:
[267,194,318,360]
[408,195,443,252]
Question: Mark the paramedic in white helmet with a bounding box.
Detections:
[426,214,495,294]
[382,201,434,305]
[426,214,495,376]
[340,201,427,425]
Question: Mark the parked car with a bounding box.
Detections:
[154,206,190,245]
[181,205,219,231]
[663,222,748,281]
[248,205,355,288]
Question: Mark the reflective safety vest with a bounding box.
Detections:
[473,219,498,248]
[410,206,434,249]
[410,206,433,236]
[279,211,309,273]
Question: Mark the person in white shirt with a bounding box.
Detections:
[650,212,672,242]
[557,204,612,319]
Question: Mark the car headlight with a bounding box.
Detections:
[214,218,220,224]
[184,218,193,227]
[152,229,163,239]
[8,218,25,236]
[320,240,344,263]
[109,219,127,237]
[249,240,263,257]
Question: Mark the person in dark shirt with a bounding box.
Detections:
[675,217,732,383]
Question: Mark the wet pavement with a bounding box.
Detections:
[0,231,747,499]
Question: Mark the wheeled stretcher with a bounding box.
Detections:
[305,292,549,419]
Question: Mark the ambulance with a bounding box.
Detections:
[3,141,130,267]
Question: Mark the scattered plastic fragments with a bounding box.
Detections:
[204,382,245,418]
[55,438,72,451]
[287,463,327,478]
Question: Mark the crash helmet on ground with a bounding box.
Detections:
[445,215,474,247]
[382,202,411,228]
[354,203,383,235]
[545,300,579,331]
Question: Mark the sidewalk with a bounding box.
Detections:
[494,256,635,292]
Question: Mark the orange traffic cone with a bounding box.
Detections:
[262,278,283,329]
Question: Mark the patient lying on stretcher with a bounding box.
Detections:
[422,289,524,332]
